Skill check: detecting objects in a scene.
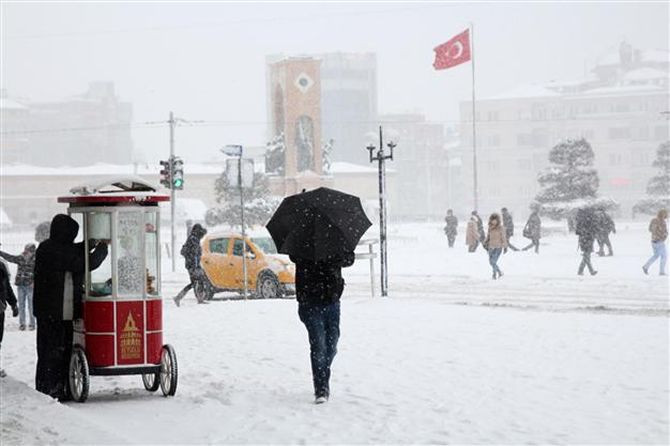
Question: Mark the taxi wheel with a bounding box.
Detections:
[159,345,178,397]
[69,347,90,403]
[256,272,280,299]
[142,372,160,392]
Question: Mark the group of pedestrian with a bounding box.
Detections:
[444,206,668,278]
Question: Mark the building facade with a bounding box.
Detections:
[0,82,134,167]
[266,52,377,167]
[454,43,669,218]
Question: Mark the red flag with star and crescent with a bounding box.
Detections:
[433,29,471,70]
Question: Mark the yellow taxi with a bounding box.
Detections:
[200,231,295,299]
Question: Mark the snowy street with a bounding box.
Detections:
[1,222,668,444]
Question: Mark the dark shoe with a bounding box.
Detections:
[29,326,35,331]
[19,325,26,331]
[492,272,497,280]
[590,270,598,276]
[661,272,667,276]
[173,296,181,307]
[578,271,584,276]
[0,369,6,378]
[498,270,504,278]
[315,395,328,404]
[642,266,649,275]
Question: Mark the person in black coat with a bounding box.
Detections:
[595,209,616,257]
[174,224,208,306]
[501,207,519,251]
[289,251,355,404]
[33,214,108,399]
[444,209,458,248]
[1,261,19,378]
[522,210,542,253]
[575,207,598,276]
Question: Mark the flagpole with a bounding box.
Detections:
[470,22,479,211]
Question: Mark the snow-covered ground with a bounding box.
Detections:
[1,222,668,444]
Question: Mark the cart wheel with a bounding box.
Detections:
[159,344,178,397]
[142,372,160,392]
[68,347,90,403]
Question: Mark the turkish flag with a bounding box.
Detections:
[433,29,471,70]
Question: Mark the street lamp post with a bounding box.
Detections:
[367,126,395,297]
[222,145,249,300]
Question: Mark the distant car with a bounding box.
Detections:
[200,232,295,299]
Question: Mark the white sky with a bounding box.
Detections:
[1,2,668,162]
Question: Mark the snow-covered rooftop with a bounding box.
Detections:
[622,67,669,81]
[484,84,561,100]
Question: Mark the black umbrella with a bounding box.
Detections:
[266,187,372,262]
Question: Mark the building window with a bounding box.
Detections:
[517,134,533,146]
[487,111,499,121]
[517,159,532,170]
[609,153,623,166]
[608,127,631,140]
[655,126,669,140]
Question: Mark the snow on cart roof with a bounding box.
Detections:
[57,176,169,204]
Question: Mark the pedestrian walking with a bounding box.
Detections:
[174,224,209,307]
[501,207,519,251]
[0,244,37,330]
[291,252,355,404]
[0,261,19,378]
[522,209,542,253]
[267,187,371,404]
[444,209,458,248]
[642,209,668,276]
[596,209,616,256]
[575,207,598,276]
[33,214,108,399]
[466,216,480,252]
[472,210,485,243]
[484,213,508,279]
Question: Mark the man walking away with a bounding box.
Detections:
[642,209,668,276]
[522,209,542,253]
[33,214,108,399]
[0,244,37,330]
[501,208,519,251]
[575,207,598,276]
[472,211,486,243]
[0,261,19,378]
[444,209,458,248]
[596,209,616,257]
[466,216,480,252]
[174,224,208,306]
[290,252,355,404]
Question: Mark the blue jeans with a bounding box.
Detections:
[298,302,340,397]
[488,248,503,275]
[18,285,35,328]
[644,241,667,274]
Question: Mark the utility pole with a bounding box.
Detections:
[169,111,176,273]
[223,145,248,300]
[367,126,395,297]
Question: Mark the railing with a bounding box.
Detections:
[355,238,379,298]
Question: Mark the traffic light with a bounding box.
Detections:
[159,160,171,188]
[171,156,184,190]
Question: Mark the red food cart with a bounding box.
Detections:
[57,177,177,402]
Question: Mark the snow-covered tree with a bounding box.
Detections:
[265,133,285,175]
[206,171,279,228]
[634,141,670,215]
[533,138,602,219]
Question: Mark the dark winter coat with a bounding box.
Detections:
[0,246,36,286]
[523,213,542,239]
[444,215,458,236]
[33,214,108,321]
[0,262,18,313]
[501,211,514,238]
[290,252,355,305]
[181,224,207,271]
[596,212,616,237]
[473,213,485,241]
[575,208,598,253]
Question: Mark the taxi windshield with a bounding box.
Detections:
[251,237,277,254]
